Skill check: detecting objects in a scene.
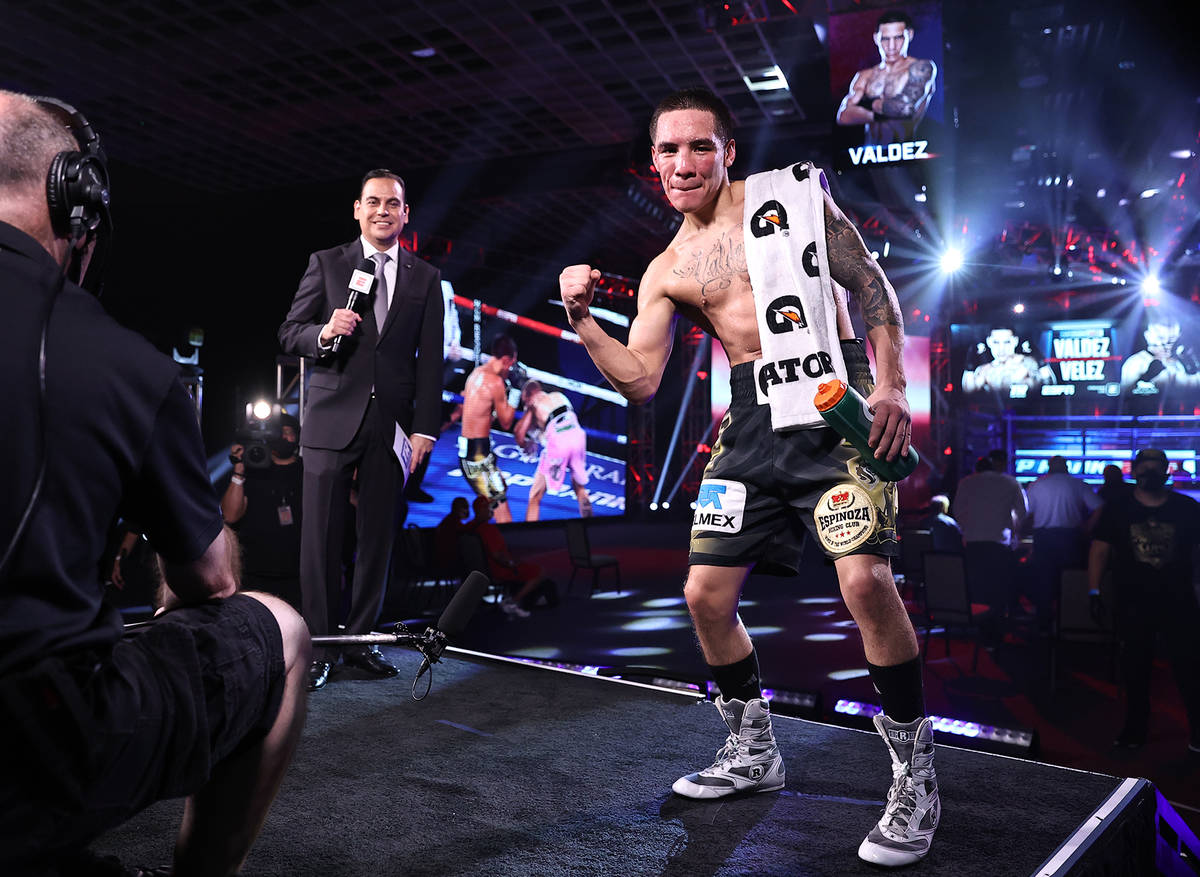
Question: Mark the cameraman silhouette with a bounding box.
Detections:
[223,411,304,608]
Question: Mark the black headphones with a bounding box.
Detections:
[0,96,113,578]
[32,95,112,289]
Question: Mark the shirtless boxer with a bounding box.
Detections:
[836,10,937,147]
[560,88,937,867]
[514,380,592,521]
[459,335,518,523]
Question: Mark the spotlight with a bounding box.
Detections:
[661,501,671,510]
[252,400,273,421]
[1013,303,1025,314]
[1143,275,1162,295]
[939,247,964,275]
[649,502,658,511]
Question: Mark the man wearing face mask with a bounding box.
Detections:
[223,413,304,609]
[1088,448,1200,753]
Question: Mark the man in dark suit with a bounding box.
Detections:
[279,169,443,691]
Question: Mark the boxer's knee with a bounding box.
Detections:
[684,567,744,628]
[836,556,895,617]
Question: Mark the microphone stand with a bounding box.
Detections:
[125,619,448,699]
[123,572,489,700]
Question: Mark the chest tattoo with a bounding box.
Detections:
[673,232,747,302]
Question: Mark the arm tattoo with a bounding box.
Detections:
[859,277,900,329]
[672,232,747,298]
[880,60,933,119]
[825,204,901,329]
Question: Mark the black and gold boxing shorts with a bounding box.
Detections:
[459,436,508,507]
[689,339,899,573]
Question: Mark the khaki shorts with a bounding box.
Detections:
[689,339,899,573]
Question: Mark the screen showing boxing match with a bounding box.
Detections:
[828,0,945,172]
[404,281,628,528]
[949,311,1200,415]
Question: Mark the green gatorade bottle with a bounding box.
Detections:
[813,379,919,482]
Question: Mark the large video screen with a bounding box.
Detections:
[828,0,945,171]
[405,282,628,528]
[950,311,1200,415]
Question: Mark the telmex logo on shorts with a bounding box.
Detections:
[814,483,876,553]
[692,479,746,533]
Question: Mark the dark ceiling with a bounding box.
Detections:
[2,0,1196,283]
[2,0,1198,442]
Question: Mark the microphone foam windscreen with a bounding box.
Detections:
[436,570,490,637]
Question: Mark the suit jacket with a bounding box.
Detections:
[278,240,443,451]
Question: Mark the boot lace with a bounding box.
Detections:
[881,759,917,829]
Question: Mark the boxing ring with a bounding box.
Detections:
[404,292,630,528]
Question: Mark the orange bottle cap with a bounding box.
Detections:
[813,379,847,412]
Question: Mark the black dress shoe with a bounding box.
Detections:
[343,646,399,677]
[308,660,333,691]
[406,487,435,503]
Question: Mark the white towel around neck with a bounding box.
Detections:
[744,161,848,430]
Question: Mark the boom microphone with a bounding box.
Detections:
[331,258,376,353]
[416,571,491,674]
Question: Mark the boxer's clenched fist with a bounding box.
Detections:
[560,265,601,323]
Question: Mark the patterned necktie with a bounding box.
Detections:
[371,251,390,335]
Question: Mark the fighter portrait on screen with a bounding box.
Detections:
[836,10,937,148]
[1120,311,1200,395]
[961,327,1055,394]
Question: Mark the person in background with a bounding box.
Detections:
[1088,448,1200,753]
[278,168,444,691]
[433,495,471,577]
[222,413,304,609]
[1096,463,1133,506]
[917,494,962,553]
[458,334,521,523]
[514,380,592,521]
[1023,456,1101,632]
[953,449,1026,641]
[468,496,556,617]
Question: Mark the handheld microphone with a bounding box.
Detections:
[331,258,376,353]
[415,571,490,676]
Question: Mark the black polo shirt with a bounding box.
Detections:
[0,221,223,675]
